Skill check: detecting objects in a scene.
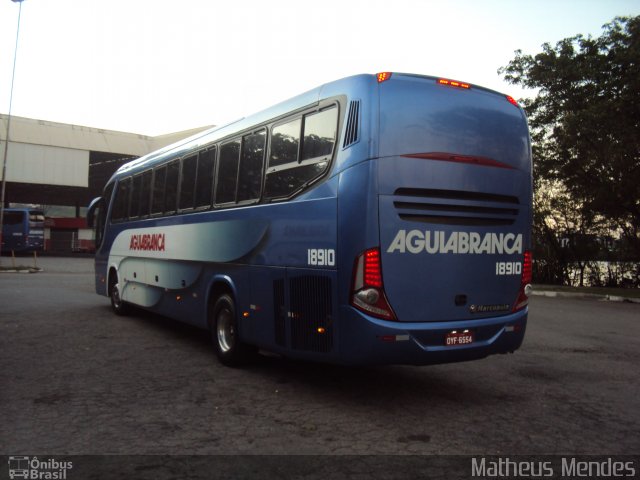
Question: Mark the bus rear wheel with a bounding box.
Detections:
[210,293,256,366]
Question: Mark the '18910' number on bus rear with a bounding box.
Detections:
[308,249,335,266]
[496,261,522,275]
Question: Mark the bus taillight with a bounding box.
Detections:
[513,250,532,312]
[351,248,397,320]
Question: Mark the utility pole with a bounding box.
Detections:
[0,0,25,261]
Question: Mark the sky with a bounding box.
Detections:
[0,0,638,136]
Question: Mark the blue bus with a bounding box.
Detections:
[1,208,45,253]
[88,72,532,366]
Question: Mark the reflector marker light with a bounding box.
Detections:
[380,334,410,342]
[438,78,471,89]
[377,72,392,83]
[402,152,515,170]
[513,250,533,312]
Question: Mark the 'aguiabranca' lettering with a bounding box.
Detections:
[129,233,166,252]
[387,230,523,255]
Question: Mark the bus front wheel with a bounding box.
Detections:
[109,273,129,316]
[210,293,256,366]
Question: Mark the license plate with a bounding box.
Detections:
[445,330,474,346]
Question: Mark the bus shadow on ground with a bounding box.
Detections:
[108,304,521,408]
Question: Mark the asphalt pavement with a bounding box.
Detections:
[1,257,638,457]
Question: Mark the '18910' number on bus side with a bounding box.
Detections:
[308,249,335,266]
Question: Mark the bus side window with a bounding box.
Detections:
[195,147,216,208]
[180,154,198,210]
[164,161,180,214]
[112,177,132,222]
[301,106,337,161]
[151,166,167,215]
[103,182,115,213]
[139,170,152,217]
[237,130,266,203]
[216,140,241,205]
[265,119,301,198]
[130,174,143,218]
[265,106,337,199]
[270,118,300,167]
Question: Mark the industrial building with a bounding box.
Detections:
[0,114,211,252]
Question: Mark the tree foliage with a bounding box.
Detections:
[499,16,640,262]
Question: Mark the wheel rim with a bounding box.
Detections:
[111,283,122,308]
[216,307,235,353]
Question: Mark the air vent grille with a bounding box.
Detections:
[289,275,333,353]
[342,100,360,148]
[393,188,520,226]
[273,279,286,347]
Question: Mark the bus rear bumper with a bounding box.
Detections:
[338,306,527,366]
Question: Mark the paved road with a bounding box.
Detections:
[0,257,638,456]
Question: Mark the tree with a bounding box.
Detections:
[499,16,640,261]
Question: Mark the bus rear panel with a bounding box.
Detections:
[337,73,531,365]
[1,209,45,253]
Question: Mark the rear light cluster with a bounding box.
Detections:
[351,248,396,320]
[513,250,533,312]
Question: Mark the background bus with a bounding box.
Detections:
[89,72,532,367]
[1,208,45,253]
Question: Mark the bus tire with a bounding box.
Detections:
[109,272,130,316]
[210,293,256,366]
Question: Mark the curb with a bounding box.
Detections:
[532,290,640,304]
[0,267,43,274]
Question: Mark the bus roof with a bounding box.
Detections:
[110,72,520,182]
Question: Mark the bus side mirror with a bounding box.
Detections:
[87,197,102,228]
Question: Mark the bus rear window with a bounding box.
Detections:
[5,211,23,225]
